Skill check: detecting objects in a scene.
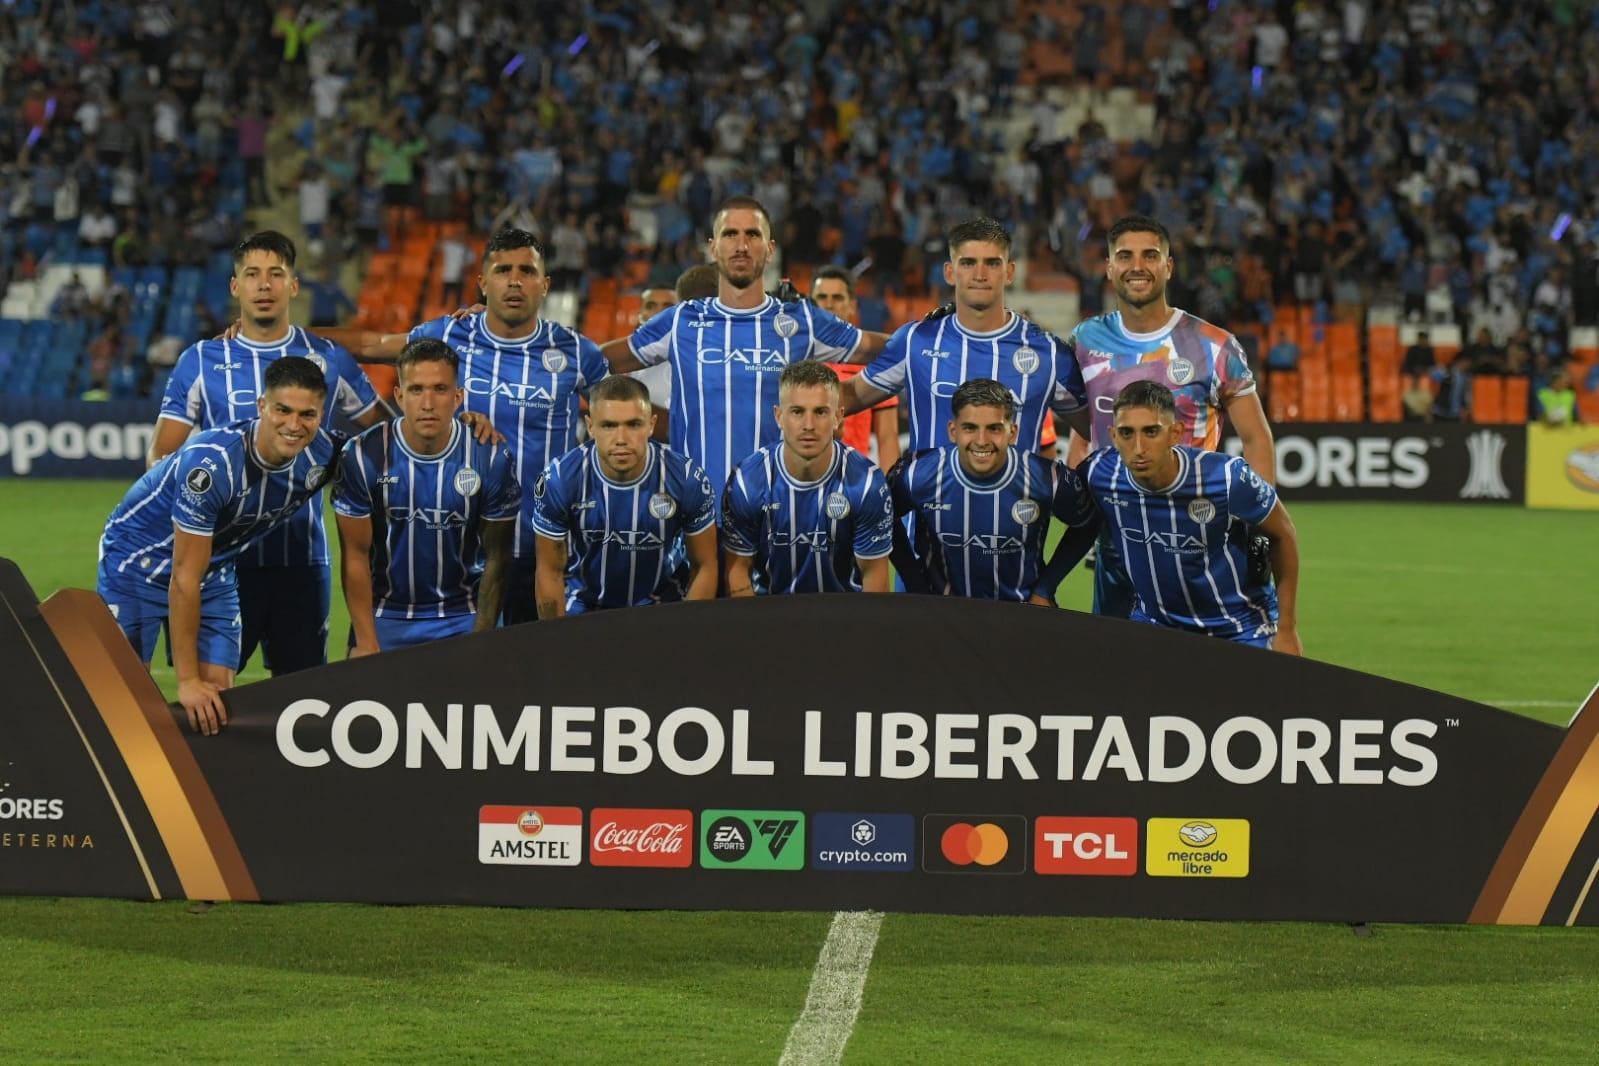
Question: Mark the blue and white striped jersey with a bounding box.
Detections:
[860,311,1086,454]
[100,421,344,591]
[629,296,862,495]
[331,419,521,619]
[531,439,717,611]
[722,440,894,594]
[1082,445,1279,639]
[157,328,380,568]
[889,446,1096,601]
[408,312,609,560]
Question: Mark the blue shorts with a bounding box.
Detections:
[374,612,476,651]
[97,566,242,669]
[1129,610,1277,649]
[1092,528,1137,620]
[237,563,330,675]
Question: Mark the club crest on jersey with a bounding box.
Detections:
[825,492,851,520]
[454,468,482,496]
[1012,499,1041,524]
[541,349,568,374]
[1012,346,1040,374]
[184,468,213,494]
[1187,498,1216,524]
[648,492,677,519]
[306,465,328,491]
[772,312,799,338]
[1167,357,1195,386]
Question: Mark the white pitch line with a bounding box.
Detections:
[1486,701,1571,708]
[778,910,883,1066]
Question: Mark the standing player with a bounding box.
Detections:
[628,266,720,443]
[811,265,901,469]
[600,196,890,498]
[101,358,343,733]
[318,229,610,623]
[842,217,1090,456]
[531,376,718,616]
[1065,214,1277,619]
[889,378,1099,603]
[332,339,520,654]
[1081,381,1300,653]
[149,231,386,676]
[722,362,895,595]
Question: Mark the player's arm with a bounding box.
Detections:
[846,331,892,364]
[1256,499,1301,656]
[533,534,568,619]
[475,518,515,632]
[1034,462,1104,605]
[856,554,890,593]
[168,529,228,735]
[335,512,381,657]
[724,551,757,598]
[599,336,647,374]
[1065,428,1090,468]
[841,373,894,417]
[682,526,719,601]
[313,327,409,363]
[148,417,193,468]
[855,470,895,593]
[1225,389,1277,485]
[651,403,672,442]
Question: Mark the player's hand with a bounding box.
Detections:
[450,303,487,321]
[1272,626,1303,657]
[176,677,229,736]
[349,641,381,659]
[216,318,243,341]
[1027,593,1057,607]
[460,411,506,445]
[923,302,955,321]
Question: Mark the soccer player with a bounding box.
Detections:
[600,196,890,499]
[627,268,719,443]
[811,265,901,470]
[1065,214,1277,620]
[149,231,386,676]
[889,378,1099,603]
[531,376,717,616]
[722,362,895,595]
[1080,381,1300,653]
[317,228,610,623]
[332,339,520,654]
[100,358,343,733]
[842,217,1090,457]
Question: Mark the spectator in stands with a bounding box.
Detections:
[303,266,355,327]
[1463,327,1507,375]
[1536,366,1580,426]
[1402,332,1437,378]
[1266,329,1301,371]
[1430,353,1474,423]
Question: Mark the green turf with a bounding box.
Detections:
[1,481,1596,1064]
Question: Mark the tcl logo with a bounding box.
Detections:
[1034,816,1138,876]
[588,808,693,868]
[1226,435,1429,489]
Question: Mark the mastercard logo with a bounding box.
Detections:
[1565,443,1599,493]
[940,822,1011,866]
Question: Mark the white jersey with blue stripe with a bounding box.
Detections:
[531,439,716,610]
[331,419,521,619]
[860,311,1086,453]
[1082,445,1279,639]
[157,328,380,568]
[408,313,609,560]
[101,421,343,591]
[629,296,862,494]
[889,445,1096,601]
[722,440,894,594]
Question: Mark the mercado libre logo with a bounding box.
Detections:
[921,814,1026,874]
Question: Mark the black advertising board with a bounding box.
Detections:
[2,557,1594,925]
[1222,422,1527,503]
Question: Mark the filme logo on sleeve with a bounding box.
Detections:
[1033,816,1138,876]
[478,805,583,866]
[811,812,914,872]
[1144,818,1250,878]
[699,809,805,870]
[921,814,1026,874]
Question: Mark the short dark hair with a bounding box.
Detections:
[397,338,459,382]
[711,196,772,239]
[588,375,651,408]
[233,231,297,273]
[482,228,545,266]
[778,360,841,397]
[947,217,1012,259]
[1113,380,1177,420]
[675,264,720,301]
[812,265,855,297]
[1107,214,1173,254]
[263,356,327,396]
[950,378,1016,422]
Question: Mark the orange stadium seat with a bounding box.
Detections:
[1471,375,1505,423]
[1503,376,1530,422]
[1330,367,1364,422]
[1298,364,1330,422]
[1267,370,1300,423]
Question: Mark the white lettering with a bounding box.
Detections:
[730,709,774,775]
[602,707,652,774]
[1211,717,1278,785]
[933,713,980,779]
[804,710,845,776]
[656,707,724,776]
[404,702,462,769]
[986,714,1038,781]
[1339,719,1386,784]
[330,700,399,769]
[550,706,595,772]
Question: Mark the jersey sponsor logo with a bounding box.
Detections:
[695,347,788,368]
[211,362,245,371]
[1187,498,1215,524]
[772,312,799,338]
[1012,346,1039,374]
[1011,499,1040,524]
[541,349,568,374]
[1120,527,1206,552]
[936,531,1025,553]
[227,388,258,408]
[376,475,399,485]
[386,505,468,530]
[648,492,677,519]
[686,319,718,329]
[580,528,664,550]
[464,377,558,407]
[454,467,482,496]
[1167,357,1195,385]
[824,492,851,520]
[770,529,830,550]
[185,467,213,494]
[920,348,952,359]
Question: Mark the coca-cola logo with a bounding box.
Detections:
[588,808,694,868]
